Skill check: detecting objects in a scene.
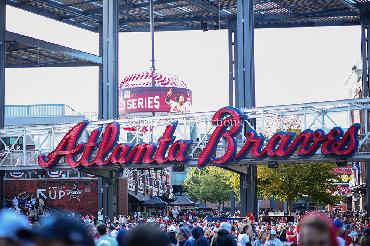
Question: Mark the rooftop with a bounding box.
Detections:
[4,104,86,126]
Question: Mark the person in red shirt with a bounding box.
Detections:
[286,225,297,243]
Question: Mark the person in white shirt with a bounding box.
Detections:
[237,224,251,246]
[264,230,282,246]
[12,196,18,207]
[165,88,191,113]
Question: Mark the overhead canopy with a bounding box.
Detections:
[196,201,211,210]
[7,0,364,32]
[142,196,167,206]
[170,196,195,206]
[5,31,101,68]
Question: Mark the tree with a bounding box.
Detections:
[183,167,203,201]
[184,167,237,209]
[225,171,240,201]
[257,162,339,214]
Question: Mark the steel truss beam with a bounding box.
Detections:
[6,0,98,31]
[120,16,223,25]
[185,0,232,18]
[7,0,362,32]
[340,0,360,13]
[29,0,101,23]
[5,31,102,67]
[83,0,178,16]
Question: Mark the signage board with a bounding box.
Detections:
[38,107,361,169]
[120,87,192,114]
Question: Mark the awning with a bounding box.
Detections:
[170,196,195,206]
[195,202,211,210]
[128,191,149,202]
[142,196,167,206]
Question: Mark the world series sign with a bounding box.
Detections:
[38,107,361,169]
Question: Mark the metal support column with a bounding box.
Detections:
[361,13,370,214]
[366,163,370,214]
[228,20,237,107]
[101,0,119,120]
[106,170,118,219]
[229,0,257,218]
[361,14,370,98]
[102,177,108,219]
[98,0,119,219]
[97,175,103,213]
[98,24,104,120]
[246,165,257,217]
[0,0,5,129]
[0,0,6,208]
[236,0,255,108]
[97,23,104,215]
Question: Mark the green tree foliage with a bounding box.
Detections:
[257,162,339,213]
[225,171,240,201]
[184,167,238,208]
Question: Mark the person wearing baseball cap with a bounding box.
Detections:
[176,226,193,246]
[264,230,283,246]
[167,225,177,245]
[210,222,236,246]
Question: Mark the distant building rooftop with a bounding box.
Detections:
[4,104,86,126]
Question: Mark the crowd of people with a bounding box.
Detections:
[5,195,46,223]
[1,207,370,246]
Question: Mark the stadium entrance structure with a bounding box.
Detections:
[0,97,369,216]
[1,0,370,217]
[4,98,369,171]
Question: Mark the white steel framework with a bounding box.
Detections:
[0,98,369,171]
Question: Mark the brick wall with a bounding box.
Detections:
[4,179,98,215]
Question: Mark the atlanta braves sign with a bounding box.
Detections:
[38,107,361,169]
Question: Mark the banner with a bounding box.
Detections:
[120,87,192,114]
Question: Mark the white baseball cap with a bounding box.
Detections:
[270,230,277,235]
[220,222,232,233]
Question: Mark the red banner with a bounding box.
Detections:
[119,87,192,114]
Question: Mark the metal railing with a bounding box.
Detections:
[0,98,369,170]
[5,104,84,118]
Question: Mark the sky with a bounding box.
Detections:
[4,6,362,117]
